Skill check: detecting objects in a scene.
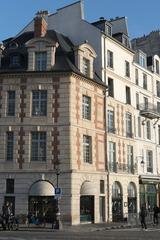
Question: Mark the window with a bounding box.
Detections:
[10,55,20,67]
[139,53,146,68]
[126,112,132,138]
[122,36,128,47]
[6,132,14,161]
[143,73,147,90]
[125,60,130,77]
[107,50,113,68]
[31,132,46,161]
[108,109,115,133]
[106,25,112,36]
[155,59,159,74]
[108,78,114,97]
[158,125,160,145]
[109,141,116,172]
[100,180,105,194]
[146,150,153,173]
[82,95,91,120]
[32,90,47,116]
[157,102,160,113]
[35,52,47,71]
[7,91,15,116]
[136,93,139,109]
[6,179,14,194]
[126,86,131,104]
[146,121,151,140]
[144,97,148,110]
[127,145,134,173]
[83,135,92,163]
[135,69,139,85]
[156,81,160,98]
[82,57,90,77]
[138,117,141,138]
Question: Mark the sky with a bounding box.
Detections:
[0,0,160,42]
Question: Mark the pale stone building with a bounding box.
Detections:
[0,12,106,225]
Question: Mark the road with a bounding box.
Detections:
[0,227,160,240]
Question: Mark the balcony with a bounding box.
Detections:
[139,103,160,119]
[109,162,137,174]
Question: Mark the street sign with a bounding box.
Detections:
[55,187,62,196]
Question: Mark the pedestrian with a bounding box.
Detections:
[139,205,147,230]
[2,201,10,230]
[153,205,159,225]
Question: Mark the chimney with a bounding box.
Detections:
[34,10,48,38]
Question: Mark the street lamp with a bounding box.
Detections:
[53,162,63,230]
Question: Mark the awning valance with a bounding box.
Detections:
[80,181,97,196]
[29,181,55,196]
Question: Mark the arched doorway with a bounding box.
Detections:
[28,180,56,223]
[112,181,123,222]
[146,184,157,211]
[128,182,137,213]
[80,181,96,223]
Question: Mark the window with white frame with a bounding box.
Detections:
[144,97,148,110]
[126,86,131,104]
[7,91,15,116]
[109,141,116,172]
[146,150,153,173]
[82,95,91,120]
[31,132,46,161]
[127,145,134,173]
[156,81,160,98]
[143,73,147,90]
[108,109,115,133]
[82,57,90,77]
[136,93,139,110]
[6,132,14,161]
[107,50,113,68]
[125,60,130,77]
[157,101,160,113]
[32,90,47,116]
[135,68,139,85]
[108,78,114,97]
[155,59,159,74]
[138,116,141,138]
[126,112,132,138]
[35,52,47,71]
[83,135,92,163]
[139,53,146,68]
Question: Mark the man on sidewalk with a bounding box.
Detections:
[139,205,147,230]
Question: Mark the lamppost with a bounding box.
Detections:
[54,162,63,230]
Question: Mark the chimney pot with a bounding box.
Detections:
[34,11,48,38]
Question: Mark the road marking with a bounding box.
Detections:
[114,227,160,232]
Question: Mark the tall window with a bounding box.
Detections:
[100,180,105,194]
[138,117,141,138]
[109,141,116,172]
[146,150,153,173]
[135,69,139,85]
[35,52,47,71]
[126,112,132,138]
[156,81,160,98]
[108,78,114,97]
[136,93,139,110]
[139,53,146,68]
[108,109,115,133]
[125,60,130,77]
[157,101,160,113]
[144,97,148,109]
[126,86,131,104]
[6,132,14,161]
[82,95,91,120]
[31,132,46,161]
[6,179,14,194]
[146,121,151,140]
[7,91,15,116]
[107,50,113,68]
[155,59,159,74]
[83,135,92,163]
[82,57,90,77]
[32,90,47,116]
[158,125,160,145]
[127,145,134,173]
[143,73,147,90]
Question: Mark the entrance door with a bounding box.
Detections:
[112,198,123,222]
[28,196,57,223]
[80,196,94,223]
[99,196,105,222]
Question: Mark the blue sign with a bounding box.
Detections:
[55,187,62,195]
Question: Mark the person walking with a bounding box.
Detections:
[139,205,147,230]
[153,205,159,225]
[2,201,11,230]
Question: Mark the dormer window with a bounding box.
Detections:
[139,52,146,68]
[155,59,159,74]
[35,52,47,71]
[10,55,20,67]
[82,57,90,77]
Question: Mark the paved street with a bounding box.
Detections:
[0,226,160,240]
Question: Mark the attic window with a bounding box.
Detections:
[35,52,47,71]
[82,57,90,77]
[9,42,18,49]
[10,55,20,67]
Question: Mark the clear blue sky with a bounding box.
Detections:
[0,0,160,42]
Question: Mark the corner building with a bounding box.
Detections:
[0,13,106,225]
